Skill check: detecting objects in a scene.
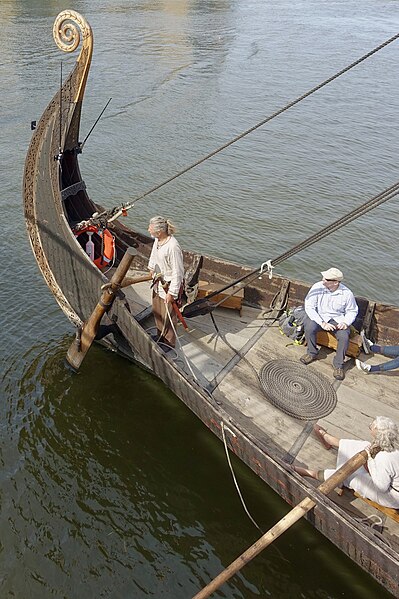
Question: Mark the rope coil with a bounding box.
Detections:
[259,359,337,420]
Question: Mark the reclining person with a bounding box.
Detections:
[356,338,399,374]
[300,267,358,381]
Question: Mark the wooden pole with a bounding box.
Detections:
[120,273,152,288]
[193,446,380,599]
[66,247,137,370]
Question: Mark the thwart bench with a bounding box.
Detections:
[197,280,244,315]
[315,298,375,359]
[316,330,362,358]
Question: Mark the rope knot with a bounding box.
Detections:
[259,260,274,279]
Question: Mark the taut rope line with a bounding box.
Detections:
[272,180,399,267]
[123,31,399,210]
[182,181,399,316]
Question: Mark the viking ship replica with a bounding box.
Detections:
[24,11,399,597]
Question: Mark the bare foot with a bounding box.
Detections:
[313,425,340,449]
[292,465,320,480]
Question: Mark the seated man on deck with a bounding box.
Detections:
[300,267,358,381]
[293,417,399,509]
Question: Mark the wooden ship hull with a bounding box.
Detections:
[23,11,399,597]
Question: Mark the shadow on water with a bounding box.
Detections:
[0,338,392,598]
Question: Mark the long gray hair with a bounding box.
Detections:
[372,416,399,452]
[149,216,176,235]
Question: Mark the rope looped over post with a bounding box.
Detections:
[259,260,273,279]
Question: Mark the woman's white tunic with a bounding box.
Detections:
[324,439,399,508]
[148,236,184,299]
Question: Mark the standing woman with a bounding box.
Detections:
[148,216,184,348]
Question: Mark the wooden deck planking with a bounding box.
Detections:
[213,336,315,457]
[191,310,399,472]
[176,306,266,381]
[116,274,399,552]
[124,280,397,441]
[119,282,151,316]
[125,278,398,503]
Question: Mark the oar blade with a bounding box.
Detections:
[66,322,98,370]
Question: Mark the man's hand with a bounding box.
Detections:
[321,322,336,331]
[165,293,175,305]
[336,323,348,330]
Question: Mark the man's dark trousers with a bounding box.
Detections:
[303,316,350,368]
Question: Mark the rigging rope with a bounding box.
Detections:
[78,32,399,311]
[182,181,399,316]
[80,31,399,232]
[272,180,399,267]
[118,31,399,210]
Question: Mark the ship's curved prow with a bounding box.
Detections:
[23,10,95,325]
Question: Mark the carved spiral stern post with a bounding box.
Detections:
[53,10,93,104]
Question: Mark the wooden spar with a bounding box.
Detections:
[66,247,137,370]
[193,446,381,599]
[120,273,152,288]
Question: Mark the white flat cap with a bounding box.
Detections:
[321,267,343,281]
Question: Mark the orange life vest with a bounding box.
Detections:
[74,225,115,269]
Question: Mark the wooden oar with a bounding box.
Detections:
[193,445,381,599]
[66,247,137,370]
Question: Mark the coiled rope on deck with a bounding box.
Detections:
[259,360,337,420]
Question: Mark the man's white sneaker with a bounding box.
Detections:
[355,358,371,374]
[360,330,373,354]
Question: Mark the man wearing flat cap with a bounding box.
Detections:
[300,267,358,380]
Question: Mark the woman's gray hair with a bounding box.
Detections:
[372,416,399,452]
[149,216,176,235]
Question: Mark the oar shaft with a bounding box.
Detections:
[194,447,380,599]
[193,497,315,599]
[120,273,152,287]
[66,247,136,370]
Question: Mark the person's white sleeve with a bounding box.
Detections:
[343,292,358,326]
[367,456,393,493]
[304,285,323,325]
[148,241,157,271]
[168,246,184,297]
